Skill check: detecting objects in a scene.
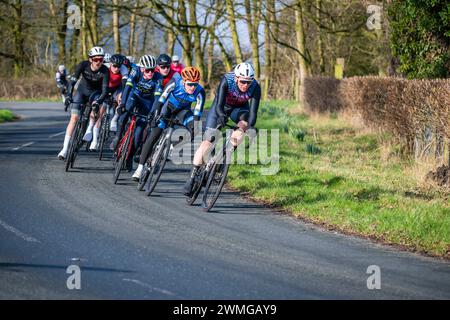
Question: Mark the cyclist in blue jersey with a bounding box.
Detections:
[183,62,261,196]
[110,54,163,171]
[132,66,205,180]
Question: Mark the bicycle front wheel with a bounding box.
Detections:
[145,137,171,196]
[113,132,130,184]
[201,160,230,212]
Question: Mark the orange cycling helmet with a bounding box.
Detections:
[181,66,201,83]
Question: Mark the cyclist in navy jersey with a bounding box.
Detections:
[183,62,261,196]
[110,55,164,171]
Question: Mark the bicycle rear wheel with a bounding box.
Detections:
[113,132,131,184]
[145,137,171,196]
[98,114,109,160]
[201,152,230,212]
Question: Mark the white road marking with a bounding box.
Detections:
[49,131,65,138]
[122,278,179,298]
[0,218,40,243]
[10,142,34,151]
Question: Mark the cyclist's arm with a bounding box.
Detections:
[120,65,129,88]
[151,78,175,115]
[214,76,228,119]
[120,67,138,106]
[67,62,83,96]
[96,67,110,104]
[247,82,261,127]
[193,88,206,121]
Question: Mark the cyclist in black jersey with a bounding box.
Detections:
[58,46,109,160]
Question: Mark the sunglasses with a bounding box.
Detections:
[185,82,199,87]
[159,65,170,69]
[239,79,252,85]
[144,68,155,73]
[91,57,104,63]
[112,64,120,68]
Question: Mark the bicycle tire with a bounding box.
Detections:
[71,118,85,168]
[201,154,230,212]
[185,168,205,205]
[65,122,80,172]
[99,114,109,160]
[137,162,151,191]
[113,131,131,184]
[145,136,171,196]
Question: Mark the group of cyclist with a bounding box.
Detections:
[57,45,261,197]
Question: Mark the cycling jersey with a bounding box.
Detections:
[170,63,185,74]
[121,66,164,106]
[104,62,129,90]
[212,72,261,127]
[68,60,109,104]
[56,70,68,85]
[154,73,205,119]
[155,67,177,88]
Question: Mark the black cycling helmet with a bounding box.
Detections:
[110,54,124,66]
[156,54,171,67]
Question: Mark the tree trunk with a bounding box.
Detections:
[263,0,271,100]
[90,0,98,46]
[225,0,243,63]
[295,0,310,102]
[268,0,278,77]
[166,0,176,56]
[178,0,192,65]
[245,0,261,78]
[80,0,87,58]
[128,0,139,56]
[49,0,68,65]
[206,35,214,86]
[12,0,24,78]
[112,0,121,53]
[316,0,324,74]
[188,0,206,84]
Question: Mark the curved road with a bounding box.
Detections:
[0,102,449,299]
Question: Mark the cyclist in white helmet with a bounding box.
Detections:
[183,62,261,196]
[58,46,109,160]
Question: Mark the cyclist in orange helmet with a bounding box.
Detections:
[132,66,205,180]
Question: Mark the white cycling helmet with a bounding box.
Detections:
[88,46,105,57]
[137,55,157,68]
[172,55,180,62]
[58,65,65,72]
[234,62,255,80]
[104,53,112,63]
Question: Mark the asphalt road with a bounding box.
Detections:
[0,102,449,299]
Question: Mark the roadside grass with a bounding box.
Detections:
[0,109,16,123]
[227,100,450,258]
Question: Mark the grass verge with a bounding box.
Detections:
[227,100,450,258]
[0,109,17,123]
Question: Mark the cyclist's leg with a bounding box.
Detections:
[128,97,149,172]
[88,91,103,149]
[111,92,134,150]
[229,105,250,147]
[185,104,222,195]
[82,91,100,142]
[110,89,122,131]
[58,88,88,159]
